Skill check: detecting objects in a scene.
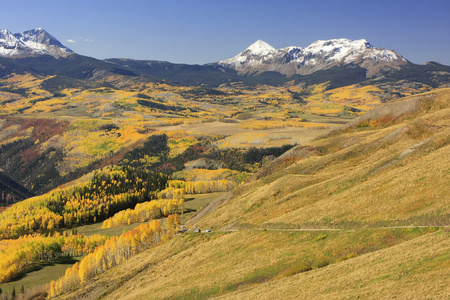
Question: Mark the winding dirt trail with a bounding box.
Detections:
[185,192,234,227]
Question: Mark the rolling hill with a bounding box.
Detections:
[54,88,449,299]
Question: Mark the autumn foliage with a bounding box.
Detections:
[0,166,169,239]
[47,218,178,297]
[0,232,107,283]
[102,198,184,228]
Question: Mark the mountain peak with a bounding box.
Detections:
[0,28,12,35]
[246,40,276,56]
[0,28,73,58]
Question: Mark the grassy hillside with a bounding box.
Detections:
[197,89,450,229]
[60,228,445,300]
[44,88,450,299]
[218,230,449,300]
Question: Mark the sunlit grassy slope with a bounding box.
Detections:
[61,228,447,300]
[218,230,449,300]
[197,88,450,229]
[57,89,449,299]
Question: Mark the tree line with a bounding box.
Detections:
[102,197,184,228]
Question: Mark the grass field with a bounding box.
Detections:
[181,192,227,223]
[157,121,338,148]
[0,256,82,295]
[75,222,145,237]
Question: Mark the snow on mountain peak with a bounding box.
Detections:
[0,29,16,42]
[220,38,407,77]
[246,40,276,56]
[0,28,73,58]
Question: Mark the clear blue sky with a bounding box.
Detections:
[1,0,449,65]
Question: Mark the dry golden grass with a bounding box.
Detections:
[42,90,450,300]
[158,121,332,148]
[217,230,450,300]
[59,228,443,300]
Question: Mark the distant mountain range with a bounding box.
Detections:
[219,39,407,77]
[0,28,449,88]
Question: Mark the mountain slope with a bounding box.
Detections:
[0,29,33,57]
[8,54,137,79]
[220,38,408,77]
[218,230,450,300]
[60,228,447,300]
[197,89,450,229]
[0,170,34,206]
[105,58,241,86]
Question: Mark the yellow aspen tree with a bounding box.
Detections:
[179,198,185,214]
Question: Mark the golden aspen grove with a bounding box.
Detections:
[47,216,179,297]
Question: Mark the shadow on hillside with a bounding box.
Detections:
[9,256,79,282]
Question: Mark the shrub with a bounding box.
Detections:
[336,252,358,263]
[312,256,330,269]
[275,260,312,279]
[314,234,327,241]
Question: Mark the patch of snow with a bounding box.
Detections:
[246,40,276,56]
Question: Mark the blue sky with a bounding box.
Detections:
[1,0,449,65]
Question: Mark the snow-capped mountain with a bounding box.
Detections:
[0,29,31,57]
[0,28,72,58]
[220,39,408,77]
